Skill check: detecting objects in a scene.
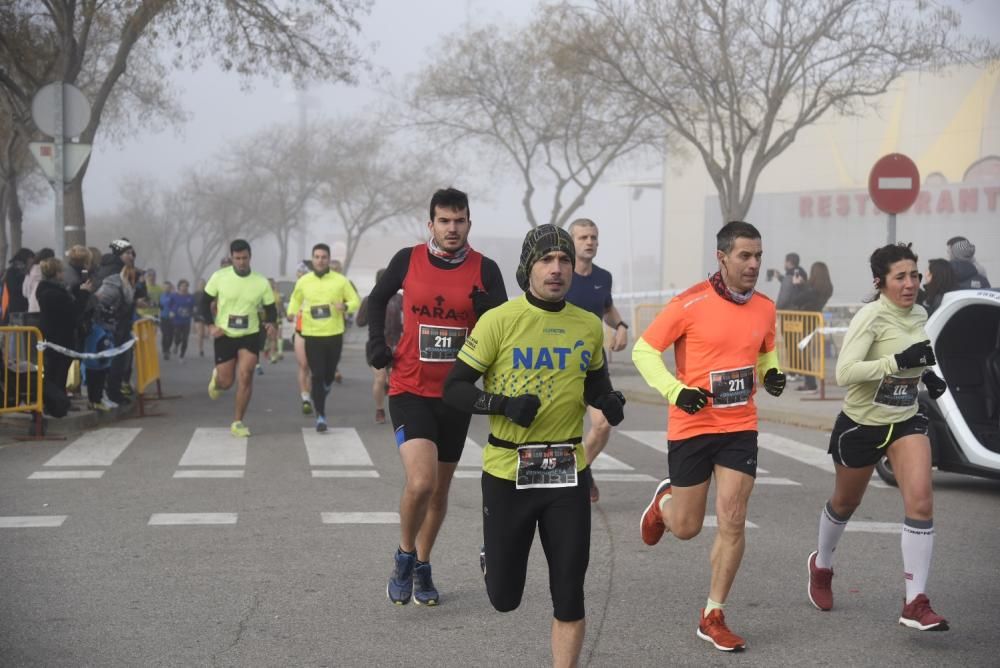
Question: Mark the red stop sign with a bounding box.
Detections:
[868,153,920,214]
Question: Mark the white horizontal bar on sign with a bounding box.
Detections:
[44,428,141,467]
[303,428,373,467]
[178,429,246,467]
[321,512,399,524]
[458,437,483,467]
[878,177,913,190]
[173,470,244,479]
[702,516,759,529]
[0,515,67,528]
[148,513,238,526]
[845,521,902,534]
[29,470,104,479]
[311,470,379,478]
[591,473,656,482]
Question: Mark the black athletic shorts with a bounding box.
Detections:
[214,333,261,364]
[828,411,930,468]
[667,431,758,487]
[388,392,472,463]
[481,470,590,622]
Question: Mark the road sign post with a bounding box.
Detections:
[868,153,920,245]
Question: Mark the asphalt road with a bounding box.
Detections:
[1,344,998,667]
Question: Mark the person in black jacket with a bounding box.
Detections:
[788,261,834,391]
[921,259,958,316]
[37,258,95,415]
[2,247,35,324]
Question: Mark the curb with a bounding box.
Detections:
[0,400,139,440]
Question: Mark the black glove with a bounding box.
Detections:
[763,368,786,397]
[598,390,626,426]
[675,387,712,415]
[503,394,541,427]
[895,340,936,370]
[366,338,393,369]
[469,286,503,318]
[922,369,947,400]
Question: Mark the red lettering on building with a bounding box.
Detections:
[854,193,868,216]
[836,194,850,216]
[800,196,813,217]
[913,191,932,214]
[986,186,1000,211]
[936,189,954,214]
[817,195,831,217]
[958,188,978,213]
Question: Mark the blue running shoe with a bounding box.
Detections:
[413,562,439,606]
[387,550,415,605]
[316,416,327,433]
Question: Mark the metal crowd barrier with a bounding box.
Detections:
[776,310,830,398]
[0,326,45,435]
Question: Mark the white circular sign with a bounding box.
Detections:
[31,82,92,138]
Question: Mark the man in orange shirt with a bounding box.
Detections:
[632,220,786,652]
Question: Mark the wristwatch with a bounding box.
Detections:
[615,322,629,330]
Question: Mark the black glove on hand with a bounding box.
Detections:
[675,387,712,415]
[366,338,392,369]
[763,368,786,397]
[895,340,936,370]
[503,394,541,427]
[922,369,947,400]
[598,390,626,426]
[469,286,503,318]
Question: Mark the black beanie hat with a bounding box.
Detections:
[516,224,575,291]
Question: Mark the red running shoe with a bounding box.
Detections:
[697,608,746,652]
[639,478,672,546]
[899,594,949,631]
[807,551,834,611]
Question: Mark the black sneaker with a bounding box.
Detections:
[413,562,439,606]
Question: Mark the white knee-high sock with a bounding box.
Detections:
[902,517,934,603]
[817,501,850,569]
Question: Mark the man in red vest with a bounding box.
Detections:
[366,187,507,607]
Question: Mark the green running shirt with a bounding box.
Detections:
[286,271,360,336]
[457,295,605,481]
[204,267,275,337]
[836,297,929,425]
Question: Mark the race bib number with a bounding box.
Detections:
[227,314,250,330]
[310,304,332,319]
[873,375,920,407]
[418,324,467,362]
[709,366,755,407]
[515,444,578,490]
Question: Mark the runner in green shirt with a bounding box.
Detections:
[200,239,277,437]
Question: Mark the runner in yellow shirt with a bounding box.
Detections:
[286,243,360,431]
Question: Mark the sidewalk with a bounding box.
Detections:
[0,391,137,444]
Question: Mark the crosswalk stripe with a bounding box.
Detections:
[756,477,800,486]
[321,512,399,524]
[0,516,67,528]
[590,452,635,471]
[758,433,832,472]
[303,428,374,467]
[29,471,104,480]
[458,437,483,468]
[312,470,380,478]
[173,470,244,479]
[704,516,759,529]
[178,428,246,468]
[619,430,770,473]
[592,473,656,482]
[148,513,237,526]
[454,470,482,479]
[42,428,141,467]
[844,521,902,534]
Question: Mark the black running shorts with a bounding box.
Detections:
[214,333,261,364]
[828,411,929,468]
[667,431,758,487]
[481,470,590,622]
[388,392,472,463]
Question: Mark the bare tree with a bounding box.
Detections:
[558,0,998,222]
[115,176,188,279]
[0,0,372,249]
[315,119,444,273]
[230,125,322,276]
[409,11,659,229]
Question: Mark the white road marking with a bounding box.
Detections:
[756,477,800,486]
[0,516,67,528]
[621,430,769,472]
[321,512,399,524]
[844,521,902,534]
[29,470,104,479]
[173,470,244,479]
[148,513,237,526]
[592,472,656,482]
[758,433,833,473]
[458,437,483,468]
[453,470,482,479]
[303,428,373,467]
[703,516,759,529]
[178,428,246,467]
[311,470,380,478]
[42,428,141,467]
[590,451,635,471]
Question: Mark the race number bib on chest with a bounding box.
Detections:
[228,314,249,330]
[515,444,578,490]
[418,324,467,362]
[710,366,755,407]
[873,375,920,407]
[310,304,332,319]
